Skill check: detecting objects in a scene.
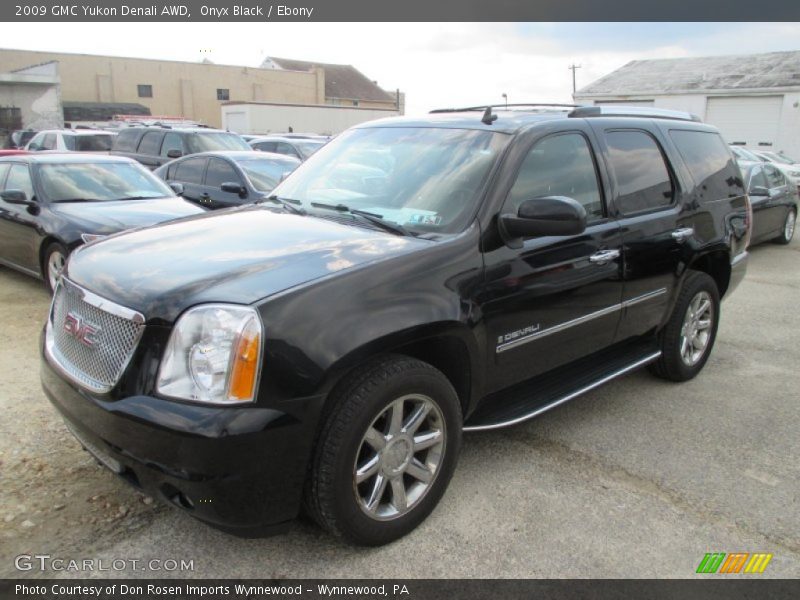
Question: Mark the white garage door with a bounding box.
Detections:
[595,100,655,107]
[705,96,783,149]
[224,111,248,134]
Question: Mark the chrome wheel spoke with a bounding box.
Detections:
[365,474,387,512]
[413,430,442,452]
[695,299,711,317]
[696,318,711,330]
[356,454,380,484]
[403,403,431,435]
[406,458,433,483]
[390,477,408,512]
[364,427,386,451]
[388,399,405,436]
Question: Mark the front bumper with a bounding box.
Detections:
[41,347,323,536]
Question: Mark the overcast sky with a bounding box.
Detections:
[3,22,800,114]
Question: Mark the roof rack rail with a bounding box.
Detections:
[430,103,581,114]
[568,106,702,122]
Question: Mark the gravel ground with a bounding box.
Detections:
[0,237,798,579]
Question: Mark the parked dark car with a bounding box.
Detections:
[249,136,326,160]
[5,129,37,150]
[111,126,251,170]
[154,151,300,209]
[739,160,797,245]
[42,105,749,546]
[0,154,203,292]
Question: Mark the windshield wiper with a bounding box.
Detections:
[310,202,414,237]
[259,194,307,215]
[51,198,97,203]
[116,195,161,201]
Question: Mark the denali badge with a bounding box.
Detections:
[64,312,100,347]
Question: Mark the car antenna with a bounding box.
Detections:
[481,106,497,125]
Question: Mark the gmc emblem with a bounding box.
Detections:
[64,312,100,347]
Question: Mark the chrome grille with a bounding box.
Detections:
[46,279,145,393]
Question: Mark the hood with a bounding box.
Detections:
[51,197,204,233]
[65,206,429,321]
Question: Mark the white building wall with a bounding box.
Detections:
[222,102,399,136]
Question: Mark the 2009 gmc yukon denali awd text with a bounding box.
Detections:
[41,105,751,546]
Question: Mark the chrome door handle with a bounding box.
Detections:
[589,249,621,264]
[672,227,694,242]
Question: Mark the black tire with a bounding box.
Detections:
[773,208,796,245]
[304,355,462,546]
[42,242,68,294]
[650,271,720,382]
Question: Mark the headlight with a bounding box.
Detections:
[81,233,107,244]
[156,304,262,404]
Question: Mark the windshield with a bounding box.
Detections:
[187,132,251,153]
[64,134,115,152]
[731,147,761,162]
[294,140,326,158]
[38,162,174,202]
[236,157,300,192]
[272,127,507,234]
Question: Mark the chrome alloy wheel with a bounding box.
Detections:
[785,210,796,242]
[47,250,66,291]
[680,290,714,366]
[353,394,445,521]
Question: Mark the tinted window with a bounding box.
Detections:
[114,129,141,152]
[506,133,604,221]
[75,134,114,152]
[764,164,786,188]
[137,131,164,156]
[186,132,250,153]
[5,165,35,199]
[670,130,743,200]
[749,167,768,191]
[161,132,183,157]
[237,157,299,192]
[42,134,57,150]
[174,157,207,184]
[205,158,241,188]
[606,130,673,214]
[253,141,277,153]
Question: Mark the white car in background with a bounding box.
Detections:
[754,150,800,194]
[26,129,116,153]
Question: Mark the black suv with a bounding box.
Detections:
[111,126,251,170]
[41,104,750,546]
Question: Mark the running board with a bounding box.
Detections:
[464,341,661,432]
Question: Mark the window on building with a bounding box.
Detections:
[605,130,674,215]
[353,100,360,107]
[137,84,153,98]
[505,132,605,222]
[216,88,230,101]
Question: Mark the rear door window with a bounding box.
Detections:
[114,129,141,152]
[174,157,207,184]
[605,130,674,214]
[137,131,164,156]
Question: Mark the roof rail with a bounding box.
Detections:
[430,103,580,114]
[568,106,702,122]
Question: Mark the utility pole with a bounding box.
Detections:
[568,63,582,94]
[501,93,508,108]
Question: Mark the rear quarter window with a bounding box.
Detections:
[114,129,142,153]
[669,130,744,201]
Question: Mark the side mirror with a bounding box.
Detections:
[499,196,586,247]
[221,182,247,198]
[749,186,770,197]
[1,189,35,206]
[166,149,183,159]
[169,182,185,195]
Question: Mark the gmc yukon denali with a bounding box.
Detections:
[41,105,750,546]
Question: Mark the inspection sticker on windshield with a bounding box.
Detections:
[407,214,442,226]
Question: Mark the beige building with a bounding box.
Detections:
[0,48,400,128]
